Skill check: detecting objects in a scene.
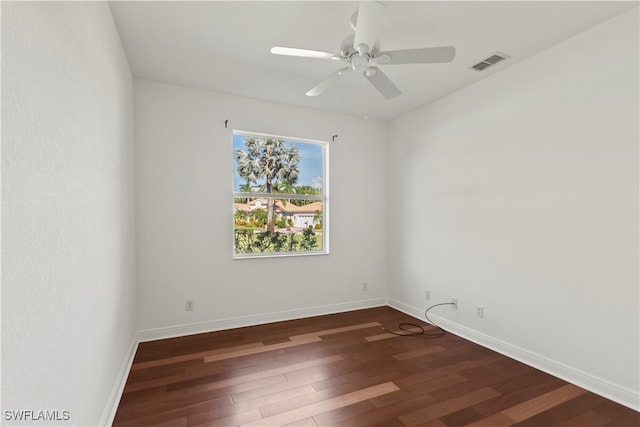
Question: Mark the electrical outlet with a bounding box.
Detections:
[362,282,368,291]
[451,298,458,309]
[185,300,194,311]
[476,305,484,318]
[425,290,431,300]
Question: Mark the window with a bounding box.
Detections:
[232,131,328,258]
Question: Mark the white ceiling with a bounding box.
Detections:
[109,1,637,122]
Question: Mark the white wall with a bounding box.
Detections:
[135,79,388,336]
[389,9,639,409]
[2,2,136,425]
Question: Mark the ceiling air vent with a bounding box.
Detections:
[471,52,509,71]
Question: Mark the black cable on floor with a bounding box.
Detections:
[382,302,455,338]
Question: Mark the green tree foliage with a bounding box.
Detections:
[291,185,322,206]
[234,210,248,224]
[234,229,255,253]
[238,182,253,204]
[300,227,318,251]
[313,209,323,228]
[233,229,321,255]
[251,208,268,227]
[234,136,299,233]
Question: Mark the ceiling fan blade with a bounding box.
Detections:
[353,1,386,54]
[364,66,401,99]
[271,46,341,60]
[305,67,352,97]
[378,46,456,65]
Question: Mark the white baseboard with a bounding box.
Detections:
[99,333,139,427]
[137,298,387,342]
[387,298,640,412]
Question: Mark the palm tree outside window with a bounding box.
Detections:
[232,131,328,258]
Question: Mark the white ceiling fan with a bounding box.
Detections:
[271,0,456,100]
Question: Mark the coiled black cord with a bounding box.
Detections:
[382,302,455,338]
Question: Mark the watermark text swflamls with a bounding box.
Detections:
[4,409,71,422]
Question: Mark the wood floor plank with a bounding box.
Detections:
[501,383,587,422]
[132,342,265,370]
[203,336,322,362]
[242,382,400,426]
[392,345,445,361]
[371,373,467,409]
[364,331,398,342]
[321,391,438,427]
[224,373,288,396]
[187,369,338,425]
[114,396,232,427]
[115,391,231,422]
[258,385,350,419]
[459,358,532,385]
[119,355,342,417]
[399,387,502,427]
[189,408,262,427]
[233,372,326,403]
[148,417,188,427]
[490,369,565,396]
[205,355,342,391]
[241,384,318,412]
[559,410,610,427]
[310,371,368,392]
[113,307,639,427]
[439,373,569,426]
[508,393,620,427]
[283,416,319,426]
[591,400,640,426]
[464,412,516,427]
[310,399,376,425]
[395,354,502,392]
[289,322,382,340]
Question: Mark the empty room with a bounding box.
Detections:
[2,1,639,426]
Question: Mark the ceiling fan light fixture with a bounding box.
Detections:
[351,54,369,71]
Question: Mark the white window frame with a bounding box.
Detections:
[232,130,329,259]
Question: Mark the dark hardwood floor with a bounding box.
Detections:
[113,307,639,426]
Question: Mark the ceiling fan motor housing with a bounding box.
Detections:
[340,33,381,58]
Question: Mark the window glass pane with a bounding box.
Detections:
[232,132,327,258]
